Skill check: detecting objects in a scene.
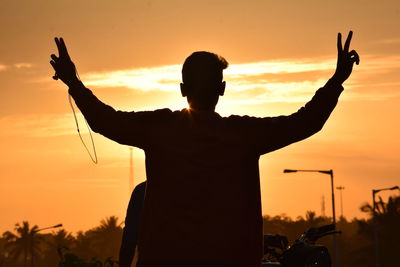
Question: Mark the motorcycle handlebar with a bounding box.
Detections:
[318,230,342,239]
[315,223,336,234]
[304,223,339,242]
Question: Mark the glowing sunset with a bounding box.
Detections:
[0,0,399,265]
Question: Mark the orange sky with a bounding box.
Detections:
[1,0,400,234]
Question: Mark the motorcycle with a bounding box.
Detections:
[262,223,341,267]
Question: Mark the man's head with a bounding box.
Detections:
[181,51,228,111]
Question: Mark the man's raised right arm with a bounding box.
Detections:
[49,37,153,147]
[67,79,139,145]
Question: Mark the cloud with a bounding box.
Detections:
[81,58,339,104]
[375,38,400,45]
[224,79,330,104]
[83,64,182,91]
[82,59,337,93]
[81,55,400,103]
[0,113,86,138]
[0,63,33,72]
[14,63,33,69]
[357,55,400,72]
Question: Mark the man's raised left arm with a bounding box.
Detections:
[252,31,359,154]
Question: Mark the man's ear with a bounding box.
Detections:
[180,83,186,97]
[219,81,226,96]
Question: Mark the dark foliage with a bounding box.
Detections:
[1,196,398,267]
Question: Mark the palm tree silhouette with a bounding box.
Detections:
[42,229,75,265]
[2,221,43,267]
[360,195,400,217]
[305,210,326,227]
[359,195,400,266]
[52,229,74,246]
[92,216,123,262]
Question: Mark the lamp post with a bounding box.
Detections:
[283,169,337,266]
[32,224,63,234]
[283,169,336,224]
[30,223,62,267]
[372,186,399,214]
[372,186,399,267]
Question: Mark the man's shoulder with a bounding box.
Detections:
[134,108,190,124]
[143,108,172,114]
[222,113,269,123]
[149,108,186,115]
[134,108,174,118]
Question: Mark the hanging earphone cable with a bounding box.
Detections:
[67,67,98,164]
[68,93,98,164]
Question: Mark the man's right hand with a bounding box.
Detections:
[50,37,80,87]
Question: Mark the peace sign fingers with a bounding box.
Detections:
[337,31,353,54]
[55,37,71,60]
[333,31,359,84]
[343,31,353,53]
[337,32,343,53]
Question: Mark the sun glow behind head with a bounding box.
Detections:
[81,59,337,104]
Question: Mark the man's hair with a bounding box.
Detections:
[182,51,228,84]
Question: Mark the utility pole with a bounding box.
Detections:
[336,186,345,219]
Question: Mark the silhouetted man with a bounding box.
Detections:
[119,181,146,267]
[50,32,359,267]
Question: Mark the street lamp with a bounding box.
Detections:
[31,223,63,267]
[372,186,399,267]
[283,169,337,267]
[283,169,336,224]
[32,223,63,233]
[372,186,399,214]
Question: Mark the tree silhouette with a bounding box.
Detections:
[73,230,97,262]
[36,229,76,266]
[51,229,75,249]
[304,210,327,227]
[2,209,397,267]
[358,195,400,267]
[91,216,123,261]
[2,221,43,267]
[71,216,122,263]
